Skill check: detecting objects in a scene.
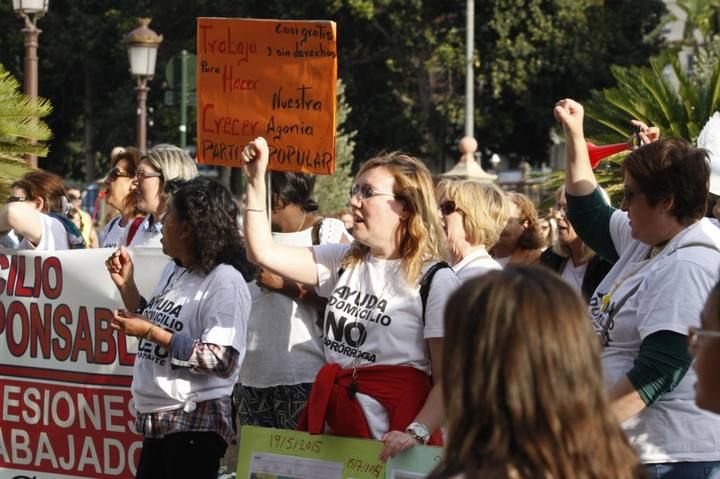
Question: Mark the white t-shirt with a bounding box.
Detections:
[132,262,251,413]
[560,259,587,293]
[314,244,460,438]
[99,216,129,249]
[240,218,352,387]
[129,215,162,248]
[17,214,70,250]
[453,246,501,282]
[589,213,720,464]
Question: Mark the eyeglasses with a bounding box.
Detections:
[349,184,396,201]
[7,195,26,203]
[439,200,462,216]
[136,169,163,181]
[107,167,134,182]
[67,194,81,201]
[688,326,720,352]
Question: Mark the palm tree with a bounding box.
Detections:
[0,63,52,204]
[584,51,720,145]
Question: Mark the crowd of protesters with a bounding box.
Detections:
[3,98,720,479]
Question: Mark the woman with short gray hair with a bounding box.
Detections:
[130,144,198,247]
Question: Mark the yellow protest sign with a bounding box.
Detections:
[196,18,338,175]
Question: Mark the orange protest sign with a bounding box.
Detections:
[196,18,338,175]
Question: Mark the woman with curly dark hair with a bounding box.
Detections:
[105,177,256,479]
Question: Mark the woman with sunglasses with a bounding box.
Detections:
[1,170,84,250]
[436,179,508,282]
[242,138,459,460]
[99,147,145,248]
[556,98,720,478]
[130,144,198,247]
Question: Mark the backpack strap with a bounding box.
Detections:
[126,216,146,246]
[418,261,450,325]
[48,212,86,249]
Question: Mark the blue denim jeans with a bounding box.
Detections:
[645,461,720,479]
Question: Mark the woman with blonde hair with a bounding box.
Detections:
[130,143,198,247]
[242,137,459,461]
[430,266,644,479]
[491,192,545,265]
[540,186,612,302]
[436,179,508,281]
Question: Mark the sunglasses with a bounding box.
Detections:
[107,167,134,182]
[136,169,163,181]
[7,195,26,203]
[439,200,462,216]
[67,194,81,201]
[349,184,396,201]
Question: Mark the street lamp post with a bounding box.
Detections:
[12,0,49,167]
[126,18,162,154]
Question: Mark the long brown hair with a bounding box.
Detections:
[431,266,643,479]
[343,152,447,284]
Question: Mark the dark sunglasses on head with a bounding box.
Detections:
[7,195,26,203]
[439,200,461,216]
[107,167,134,182]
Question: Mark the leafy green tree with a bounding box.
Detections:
[315,79,357,214]
[0,63,52,202]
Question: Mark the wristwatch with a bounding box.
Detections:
[405,422,430,444]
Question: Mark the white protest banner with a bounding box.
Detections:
[0,247,168,479]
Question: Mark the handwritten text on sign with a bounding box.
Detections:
[196,18,338,175]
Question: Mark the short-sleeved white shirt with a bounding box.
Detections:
[452,246,501,282]
[133,262,251,413]
[129,215,162,248]
[313,244,460,437]
[99,216,129,248]
[17,214,70,251]
[240,218,352,387]
[590,213,720,463]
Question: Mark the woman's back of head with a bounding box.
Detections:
[169,177,256,280]
[433,265,642,479]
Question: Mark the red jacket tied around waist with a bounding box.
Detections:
[297,363,443,446]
